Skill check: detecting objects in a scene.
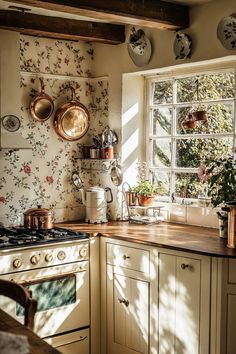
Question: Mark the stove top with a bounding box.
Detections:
[0,227,89,249]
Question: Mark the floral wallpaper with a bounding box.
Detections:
[0,35,114,226]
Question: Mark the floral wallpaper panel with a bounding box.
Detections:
[0,35,113,226]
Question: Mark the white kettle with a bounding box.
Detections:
[81,186,113,223]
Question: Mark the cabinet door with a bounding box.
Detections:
[107,266,149,354]
[159,253,209,354]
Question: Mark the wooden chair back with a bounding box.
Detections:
[0,279,37,330]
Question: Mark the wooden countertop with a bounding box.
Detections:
[58,221,236,258]
[0,309,61,354]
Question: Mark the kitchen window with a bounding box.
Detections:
[146,69,236,200]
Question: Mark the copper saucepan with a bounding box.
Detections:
[24,205,54,230]
[54,87,89,141]
[30,78,54,122]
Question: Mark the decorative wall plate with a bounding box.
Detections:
[2,115,21,132]
[217,15,236,50]
[173,32,192,60]
[127,28,152,67]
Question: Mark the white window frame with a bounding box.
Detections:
[145,67,236,202]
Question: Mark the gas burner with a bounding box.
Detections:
[0,227,89,249]
[0,236,9,244]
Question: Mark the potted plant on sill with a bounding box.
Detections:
[199,155,236,238]
[132,179,159,206]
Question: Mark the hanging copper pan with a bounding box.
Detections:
[30,78,54,122]
[54,87,89,141]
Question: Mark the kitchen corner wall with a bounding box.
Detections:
[0,34,113,226]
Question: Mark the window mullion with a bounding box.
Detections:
[171,78,177,196]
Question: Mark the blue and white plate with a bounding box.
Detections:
[173,32,192,60]
[217,15,236,50]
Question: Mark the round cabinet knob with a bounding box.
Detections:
[123,255,130,260]
[79,247,87,258]
[45,254,53,263]
[13,258,22,269]
[181,263,189,270]
[57,250,66,261]
[30,255,39,265]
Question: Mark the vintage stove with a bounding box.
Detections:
[0,226,90,354]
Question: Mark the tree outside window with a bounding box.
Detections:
[147,70,235,200]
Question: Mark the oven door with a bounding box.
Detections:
[1,261,89,338]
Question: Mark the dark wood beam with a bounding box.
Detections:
[4,0,189,30]
[0,10,125,44]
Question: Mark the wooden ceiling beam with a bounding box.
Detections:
[4,0,189,30]
[0,10,125,44]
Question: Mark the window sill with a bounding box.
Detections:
[158,203,219,229]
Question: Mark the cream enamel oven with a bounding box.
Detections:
[0,227,90,354]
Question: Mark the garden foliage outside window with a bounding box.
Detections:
[146,69,235,200]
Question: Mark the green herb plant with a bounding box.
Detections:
[206,155,236,207]
[131,180,159,197]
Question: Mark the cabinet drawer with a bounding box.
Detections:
[107,243,150,274]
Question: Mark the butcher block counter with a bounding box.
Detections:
[58,221,236,258]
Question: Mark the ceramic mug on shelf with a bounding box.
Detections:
[90,148,100,159]
[101,146,113,159]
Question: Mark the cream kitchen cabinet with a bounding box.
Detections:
[211,258,236,354]
[100,238,158,354]
[158,251,211,354]
[100,237,211,354]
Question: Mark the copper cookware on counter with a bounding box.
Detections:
[24,206,54,230]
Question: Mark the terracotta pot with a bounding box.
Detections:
[182,120,197,129]
[137,195,154,206]
[192,110,207,122]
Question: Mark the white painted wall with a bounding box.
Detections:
[92,0,236,227]
[93,0,236,139]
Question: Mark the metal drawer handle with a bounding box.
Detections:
[123,255,130,260]
[181,263,189,269]
[118,298,129,307]
[78,335,88,342]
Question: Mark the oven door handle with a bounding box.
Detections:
[14,271,83,286]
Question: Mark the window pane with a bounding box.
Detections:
[151,170,170,196]
[152,139,171,167]
[176,137,233,168]
[152,81,173,104]
[177,72,235,103]
[153,108,172,136]
[175,173,206,198]
[177,102,234,134]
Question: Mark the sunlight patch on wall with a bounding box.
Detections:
[122,129,139,162]
[122,103,139,127]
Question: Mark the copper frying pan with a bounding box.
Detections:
[30,78,54,122]
[54,87,89,141]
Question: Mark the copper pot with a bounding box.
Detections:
[30,78,54,122]
[54,86,89,141]
[24,206,54,230]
